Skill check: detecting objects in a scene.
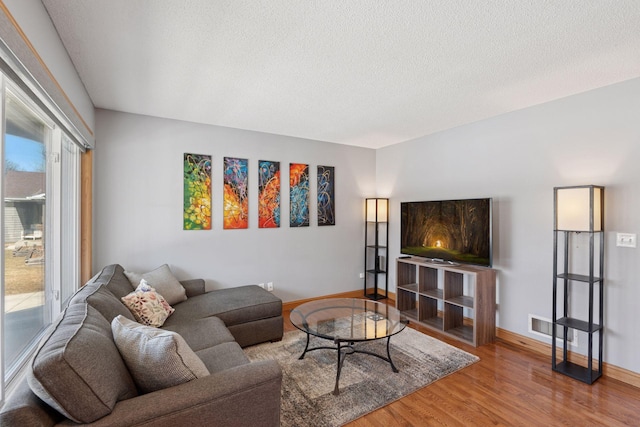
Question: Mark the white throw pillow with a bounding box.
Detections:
[124,264,187,305]
[111,315,209,394]
[121,280,175,327]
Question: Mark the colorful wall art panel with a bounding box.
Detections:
[183,153,212,230]
[317,165,335,226]
[223,157,249,229]
[289,163,310,227]
[258,160,281,228]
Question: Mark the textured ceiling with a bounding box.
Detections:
[42,0,640,149]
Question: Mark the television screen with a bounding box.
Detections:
[400,198,492,267]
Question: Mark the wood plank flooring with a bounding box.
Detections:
[283,301,640,426]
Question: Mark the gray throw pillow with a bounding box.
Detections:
[111,315,209,393]
[124,264,187,306]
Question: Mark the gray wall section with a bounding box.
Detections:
[3,0,95,138]
[94,109,376,303]
[377,77,640,373]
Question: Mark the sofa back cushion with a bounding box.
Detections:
[27,304,138,424]
[69,281,135,323]
[87,264,136,299]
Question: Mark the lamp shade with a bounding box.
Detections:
[555,186,603,232]
[366,198,388,222]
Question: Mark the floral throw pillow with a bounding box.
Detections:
[121,280,175,327]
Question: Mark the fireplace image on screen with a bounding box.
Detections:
[400,198,492,267]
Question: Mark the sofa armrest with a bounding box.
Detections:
[180,279,205,297]
[60,360,282,427]
[0,380,63,427]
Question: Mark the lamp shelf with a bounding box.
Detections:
[553,361,602,384]
[556,317,602,333]
[556,272,603,283]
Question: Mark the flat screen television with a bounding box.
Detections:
[400,198,492,267]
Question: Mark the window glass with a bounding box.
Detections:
[3,89,50,379]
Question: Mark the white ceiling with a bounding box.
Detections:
[42,0,640,149]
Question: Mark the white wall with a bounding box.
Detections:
[377,78,640,373]
[94,109,376,302]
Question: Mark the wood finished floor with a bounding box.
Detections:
[282,302,640,426]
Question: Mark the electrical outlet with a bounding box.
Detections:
[258,283,265,289]
[616,233,637,248]
[267,282,274,292]
[359,272,365,279]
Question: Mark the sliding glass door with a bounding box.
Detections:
[2,87,52,380]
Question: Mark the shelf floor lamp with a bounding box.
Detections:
[364,198,389,300]
[552,185,604,384]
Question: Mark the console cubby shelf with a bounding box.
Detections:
[396,257,497,347]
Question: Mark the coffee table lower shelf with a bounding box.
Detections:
[298,332,401,395]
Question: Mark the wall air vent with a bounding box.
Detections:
[529,314,576,346]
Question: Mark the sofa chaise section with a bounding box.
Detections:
[162,284,284,347]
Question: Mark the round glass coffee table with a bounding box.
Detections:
[290,298,407,395]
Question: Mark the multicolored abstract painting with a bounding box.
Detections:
[223,157,249,229]
[183,153,212,230]
[289,163,310,227]
[317,165,335,226]
[258,160,280,228]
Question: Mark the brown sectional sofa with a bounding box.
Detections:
[0,264,284,426]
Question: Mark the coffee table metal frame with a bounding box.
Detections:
[290,298,407,395]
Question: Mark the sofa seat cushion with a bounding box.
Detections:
[27,304,138,424]
[164,285,282,327]
[112,316,210,394]
[195,341,250,374]
[162,316,235,352]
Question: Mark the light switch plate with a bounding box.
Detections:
[616,233,637,248]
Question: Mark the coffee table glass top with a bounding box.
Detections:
[290,298,406,342]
